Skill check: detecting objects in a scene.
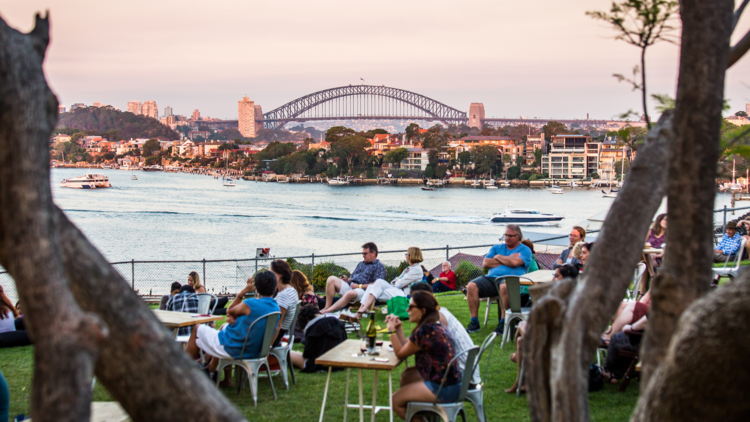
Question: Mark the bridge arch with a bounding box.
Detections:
[261,85,467,129]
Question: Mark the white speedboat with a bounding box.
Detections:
[501,181,511,187]
[328,177,350,186]
[550,187,564,194]
[602,189,618,198]
[60,173,112,189]
[571,181,579,187]
[490,208,564,224]
[485,184,498,190]
[223,177,236,187]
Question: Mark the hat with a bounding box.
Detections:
[727,221,738,229]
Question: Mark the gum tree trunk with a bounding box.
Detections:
[0,13,247,422]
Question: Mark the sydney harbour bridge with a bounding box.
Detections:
[206,85,639,131]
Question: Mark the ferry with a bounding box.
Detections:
[490,208,564,224]
[60,173,112,189]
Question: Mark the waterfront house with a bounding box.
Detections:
[542,134,600,179]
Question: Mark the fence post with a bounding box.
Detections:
[724,205,728,233]
[202,259,206,289]
[446,245,449,261]
[131,259,135,291]
[311,253,315,279]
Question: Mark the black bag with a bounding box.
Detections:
[589,365,604,392]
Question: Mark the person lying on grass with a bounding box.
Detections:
[185,271,279,385]
[387,291,461,419]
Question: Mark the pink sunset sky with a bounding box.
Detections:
[1,0,749,121]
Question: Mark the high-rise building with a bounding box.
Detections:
[164,106,173,118]
[238,97,262,138]
[70,103,85,111]
[58,105,67,114]
[192,109,201,121]
[127,101,142,115]
[142,101,159,119]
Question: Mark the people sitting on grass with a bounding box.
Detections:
[601,289,650,345]
[554,226,586,269]
[166,285,198,337]
[409,283,481,388]
[421,265,435,284]
[577,242,594,272]
[601,316,647,384]
[289,305,348,372]
[432,261,457,293]
[185,271,280,384]
[714,221,742,263]
[465,224,532,334]
[159,282,182,310]
[269,260,298,347]
[321,242,387,314]
[354,247,424,317]
[387,291,462,418]
[290,270,324,311]
[0,286,30,349]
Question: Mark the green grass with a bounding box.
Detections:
[0,294,639,421]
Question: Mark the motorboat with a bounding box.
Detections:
[500,181,511,187]
[60,173,112,189]
[327,177,350,186]
[142,165,164,172]
[100,164,112,169]
[223,177,236,187]
[602,189,618,198]
[490,208,564,224]
[421,186,436,191]
[571,181,579,187]
[485,184,498,190]
[550,187,564,194]
[277,178,289,183]
[471,180,482,188]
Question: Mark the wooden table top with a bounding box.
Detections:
[315,339,402,371]
[29,402,129,422]
[643,248,664,254]
[521,270,555,284]
[153,310,223,329]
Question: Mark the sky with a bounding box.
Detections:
[1,0,749,122]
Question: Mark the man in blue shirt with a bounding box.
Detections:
[321,242,387,314]
[714,221,743,262]
[465,224,531,334]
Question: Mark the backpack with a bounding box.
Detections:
[387,296,410,320]
[589,364,604,392]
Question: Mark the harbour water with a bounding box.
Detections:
[48,168,736,262]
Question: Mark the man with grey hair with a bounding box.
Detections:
[465,224,532,334]
[431,261,457,293]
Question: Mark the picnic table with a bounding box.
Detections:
[153,310,223,338]
[316,339,403,422]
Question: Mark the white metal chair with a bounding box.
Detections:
[174,293,218,343]
[628,263,647,301]
[404,346,480,422]
[465,332,498,422]
[268,302,301,389]
[712,237,747,280]
[215,312,281,406]
[500,276,532,349]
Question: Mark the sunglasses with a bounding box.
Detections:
[407,304,419,311]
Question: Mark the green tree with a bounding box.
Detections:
[331,135,369,174]
[325,126,356,143]
[736,110,749,118]
[534,148,543,172]
[587,0,679,129]
[507,165,521,179]
[542,121,569,140]
[457,151,472,166]
[519,172,530,180]
[435,165,448,178]
[142,139,160,157]
[384,147,408,165]
[405,123,421,143]
[471,145,499,176]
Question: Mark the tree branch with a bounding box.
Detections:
[733,0,750,32]
[728,28,750,68]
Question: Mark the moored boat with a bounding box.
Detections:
[60,173,112,189]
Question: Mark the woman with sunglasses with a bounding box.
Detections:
[386,291,461,418]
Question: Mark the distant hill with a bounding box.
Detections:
[57,106,179,140]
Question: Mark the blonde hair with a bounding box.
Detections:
[290,270,312,299]
[571,241,587,260]
[407,247,423,264]
[188,271,202,290]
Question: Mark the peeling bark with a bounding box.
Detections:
[0,13,246,422]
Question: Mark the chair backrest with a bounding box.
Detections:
[239,311,281,360]
[474,332,498,386]
[505,277,523,312]
[193,293,218,315]
[284,302,302,345]
[436,346,479,405]
[630,263,647,300]
[723,238,747,270]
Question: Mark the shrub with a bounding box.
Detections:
[384,261,409,281]
[529,173,542,181]
[519,172,530,180]
[311,261,350,292]
[454,260,483,288]
[397,171,407,178]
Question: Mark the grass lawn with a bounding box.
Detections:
[0,293,639,421]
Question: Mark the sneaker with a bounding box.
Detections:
[494,322,504,335]
[466,320,481,333]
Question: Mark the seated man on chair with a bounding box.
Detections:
[465,224,531,334]
[321,242,386,314]
[714,221,742,263]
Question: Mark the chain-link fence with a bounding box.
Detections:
[0,233,589,305]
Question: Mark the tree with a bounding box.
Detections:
[457,151,472,166]
[503,153,511,163]
[737,110,749,117]
[506,166,521,179]
[331,134,369,174]
[384,147,408,165]
[614,158,631,177]
[434,165,448,179]
[471,145,499,176]
[587,0,680,129]
[405,123,421,143]
[324,126,356,143]
[0,13,246,421]
[142,139,160,157]
[541,121,569,140]
[534,148,543,172]
[197,125,209,132]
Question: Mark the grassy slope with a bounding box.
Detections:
[0,293,639,421]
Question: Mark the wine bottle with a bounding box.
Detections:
[366,312,376,352]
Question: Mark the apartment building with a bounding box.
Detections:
[127,101,142,115]
[141,101,159,119]
[599,136,630,181]
[524,134,545,165]
[542,135,600,179]
[399,148,429,171]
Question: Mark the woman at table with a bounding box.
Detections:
[644,214,667,271]
[387,291,461,417]
[432,261,457,293]
[270,260,298,347]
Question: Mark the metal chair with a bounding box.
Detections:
[268,302,301,389]
[465,332,498,422]
[628,263,647,301]
[712,237,747,280]
[215,312,281,406]
[500,276,532,349]
[404,346,480,422]
[174,293,218,343]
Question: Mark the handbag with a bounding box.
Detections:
[589,364,604,392]
[387,296,410,320]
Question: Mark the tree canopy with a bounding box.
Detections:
[58,106,179,140]
[253,141,297,161]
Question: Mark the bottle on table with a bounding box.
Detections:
[366,312,376,353]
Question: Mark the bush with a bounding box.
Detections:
[529,174,542,181]
[397,171,407,178]
[454,260,483,288]
[519,172,530,180]
[591,173,600,179]
[384,261,409,281]
[311,261,350,292]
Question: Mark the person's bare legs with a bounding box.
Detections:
[392,381,438,419]
[499,283,509,320]
[185,327,200,359]
[505,321,526,393]
[323,276,343,310]
[290,351,306,369]
[356,294,377,316]
[602,302,636,341]
[399,366,423,387]
[467,281,480,318]
[321,290,358,314]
